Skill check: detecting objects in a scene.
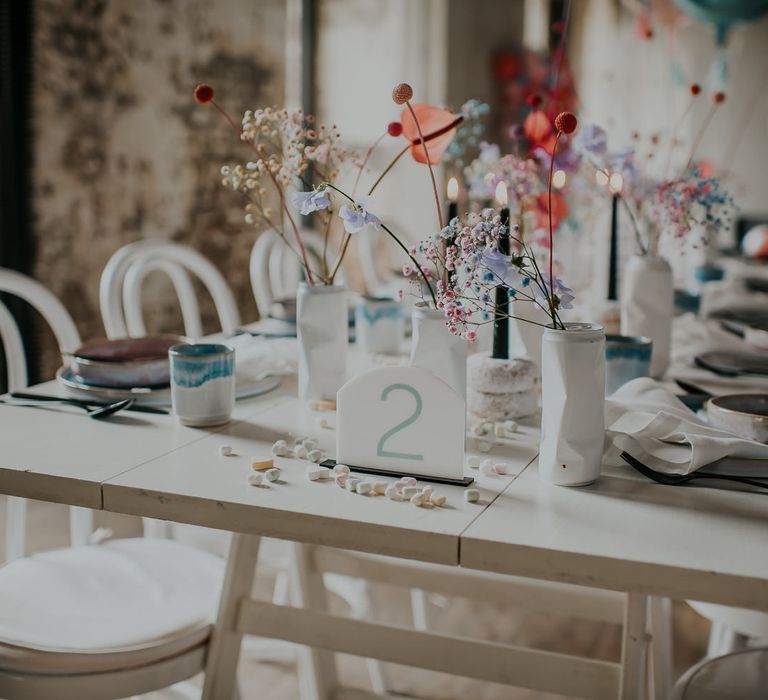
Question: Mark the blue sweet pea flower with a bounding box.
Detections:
[339,196,381,234]
[292,187,331,215]
[481,248,523,289]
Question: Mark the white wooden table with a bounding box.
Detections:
[2,364,768,699]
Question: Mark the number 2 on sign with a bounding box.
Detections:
[376,383,424,461]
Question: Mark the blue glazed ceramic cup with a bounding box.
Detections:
[169,343,235,426]
[605,335,652,396]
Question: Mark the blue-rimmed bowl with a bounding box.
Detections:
[605,335,652,396]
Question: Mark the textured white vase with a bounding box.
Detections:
[508,300,549,372]
[355,296,404,355]
[620,255,673,379]
[409,303,467,398]
[539,323,605,486]
[296,283,348,401]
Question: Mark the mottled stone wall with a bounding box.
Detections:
[32,0,285,372]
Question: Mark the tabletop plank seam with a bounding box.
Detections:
[456,454,538,564]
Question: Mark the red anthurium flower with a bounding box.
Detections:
[399,104,460,165]
[535,191,568,234]
[523,110,552,145]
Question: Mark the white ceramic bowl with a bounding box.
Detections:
[706,394,768,444]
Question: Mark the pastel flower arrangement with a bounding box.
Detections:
[572,86,736,256]
[404,112,580,336]
[195,81,467,305]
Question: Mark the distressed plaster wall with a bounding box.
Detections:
[31,0,285,372]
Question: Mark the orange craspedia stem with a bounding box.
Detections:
[392,83,414,105]
[554,111,577,135]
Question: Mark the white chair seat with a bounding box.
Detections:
[0,539,223,674]
[673,647,768,699]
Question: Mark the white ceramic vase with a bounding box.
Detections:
[409,303,467,398]
[539,323,605,486]
[355,296,404,355]
[620,255,673,379]
[296,283,348,401]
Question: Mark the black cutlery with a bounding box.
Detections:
[1,397,135,420]
[674,379,712,398]
[10,392,169,415]
[621,451,768,492]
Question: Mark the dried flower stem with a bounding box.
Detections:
[353,131,386,196]
[325,183,437,306]
[547,132,562,328]
[206,97,316,284]
[685,102,721,174]
[405,101,444,230]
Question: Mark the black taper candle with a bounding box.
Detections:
[607,193,619,301]
[492,207,511,359]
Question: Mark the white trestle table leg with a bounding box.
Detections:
[291,542,339,700]
[620,592,648,700]
[202,533,261,700]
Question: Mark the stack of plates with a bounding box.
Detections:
[58,335,281,405]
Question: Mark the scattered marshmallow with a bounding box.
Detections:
[493,462,512,475]
[345,477,361,492]
[307,466,330,481]
[373,481,388,495]
[271,440,290,457]
[466,455,481,470]
[310,399,336,412]
[219,445,233,456]
[410,492,425,507]
[265,467,281,482]
[401,486,419,498]
[464,488,480,503]
[356,481,373,495]
[421,486,434,500]
[479,458,495,476]
[307,449,323,463]
[430,493,447,507]
[385,486,403,501]
[335,473,350,488]
[303,438,318,451]
[504,420,519,433]
[493,423,507,438]
[316,417,330,429]
[247,472,265,487]
[293,444,308,460]
[251,457,274,472]
[333,464,350,476]
[477,440,493,453]
[399,476,417,486]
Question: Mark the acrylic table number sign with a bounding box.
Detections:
[333,366,470,485]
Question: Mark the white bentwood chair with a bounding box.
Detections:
[99,239,241,340]
[0,268,225,699]
[672,646,768,699]
[249,228,345,318]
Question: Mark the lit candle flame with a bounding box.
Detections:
[608,172,624,194]
[552,170,566,189]
[446,177,459,202]
[495,181,508,207]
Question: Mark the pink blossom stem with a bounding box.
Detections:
[684,103,718,175]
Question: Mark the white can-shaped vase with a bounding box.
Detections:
[620,255,673,379]
[539,323,605,486]
[296,283,348,401]
[410,303,467,398]
[355,295,404,355]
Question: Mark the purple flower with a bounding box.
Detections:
[292,188,331,215]
[339,197,381,234]
[481,248,523,288]
[573,124,607,156]
[534,275,575,310]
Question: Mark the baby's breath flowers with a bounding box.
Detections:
[197,83,356,285]
[405,210,573,339]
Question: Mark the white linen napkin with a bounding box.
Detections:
[604,377,768,475]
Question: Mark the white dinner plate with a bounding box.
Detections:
[56,367,281,406]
